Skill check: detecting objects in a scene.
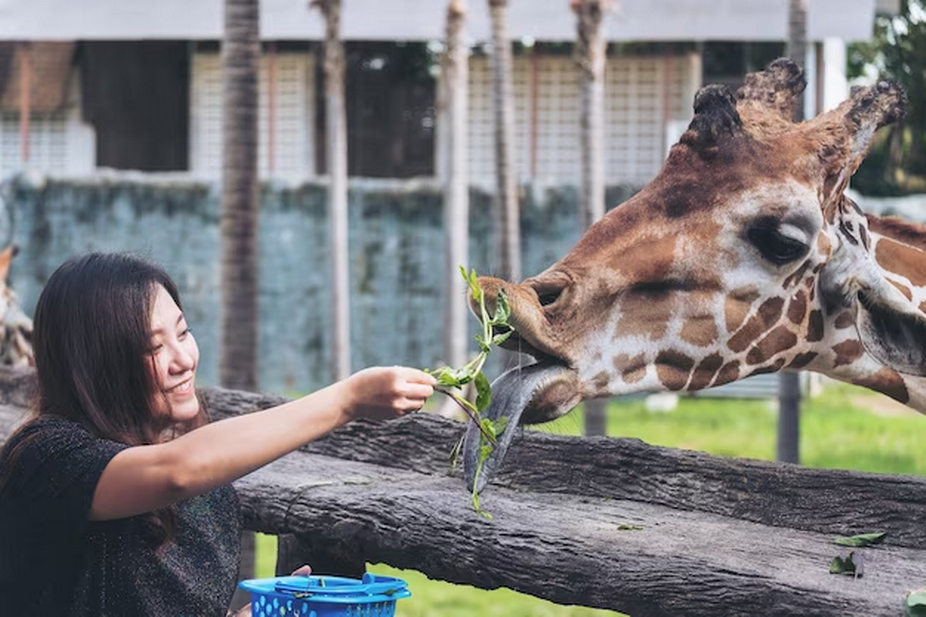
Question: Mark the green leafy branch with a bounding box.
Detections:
[427,266,512,517]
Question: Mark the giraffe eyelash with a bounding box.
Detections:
[747,227,810,266]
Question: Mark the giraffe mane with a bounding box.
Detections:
[867,213,926,252]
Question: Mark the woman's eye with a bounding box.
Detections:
[747,227,809,266]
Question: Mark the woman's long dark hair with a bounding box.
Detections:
[6,252,207,546]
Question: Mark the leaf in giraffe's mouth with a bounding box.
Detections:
[857,291,926,377]
[462,360,577,494]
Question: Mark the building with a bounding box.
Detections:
[0,0,899,187]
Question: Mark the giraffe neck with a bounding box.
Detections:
[867,214,926,313]
[831,213,926,413]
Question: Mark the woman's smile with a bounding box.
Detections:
[149,285,201,421]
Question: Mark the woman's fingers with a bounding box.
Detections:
[347,366,437,419]
[394,366,437,386]
[389,367,435,409]
[401,382,435,401]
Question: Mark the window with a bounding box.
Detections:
[316,42,436,178]
[81,41,190,172]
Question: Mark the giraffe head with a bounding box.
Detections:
[465,59,924,488]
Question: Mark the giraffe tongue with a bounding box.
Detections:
[462,361,571,494]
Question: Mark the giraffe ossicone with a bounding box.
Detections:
[463,58,925,493]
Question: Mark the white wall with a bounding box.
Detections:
[189,51,316,180]
[0,67,94,178]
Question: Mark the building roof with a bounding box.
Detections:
[0,0,888,43]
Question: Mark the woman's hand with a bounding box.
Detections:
[343,366,436,421]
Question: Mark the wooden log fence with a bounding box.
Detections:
[1,368,924,617]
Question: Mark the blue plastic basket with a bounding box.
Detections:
[238,573,411,617]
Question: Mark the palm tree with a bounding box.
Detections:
[488,0,521,283]
[220,0,260,579]
[573,0,609,435]
[778,0,807,465]
[439,0,470,410]
[314,0,351,382]
[574,0,607,230]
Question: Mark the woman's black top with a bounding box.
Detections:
[0,414,241,616]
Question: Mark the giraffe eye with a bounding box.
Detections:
[747,227,809,266]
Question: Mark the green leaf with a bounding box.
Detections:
[829,552,858,576]
[616,524,644,531]
[493,290,511,324]
[906,589,926,617]
[491,329,512,347]
[493,416,508,436]
[480,417,497,441]
[834,532,887,547]
[430,367,473,388]
[460,266,482,303]
[474,372,492,412]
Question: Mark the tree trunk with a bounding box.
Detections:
[436,0,471,418]
[488,0,520,284]
[778,0,807,464]
[786,0,807,122]
[221,0,261,580]
[318,0,351,382]
[575,0,607,230]
[575,0,609,436]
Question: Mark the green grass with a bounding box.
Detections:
[539,382,926,476]
[253,381,926,616]
[253,534,616,617]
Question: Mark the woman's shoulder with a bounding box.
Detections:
[2,414,102,464]
[1,414,128,498]
[9,414,90,443]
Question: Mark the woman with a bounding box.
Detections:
[0,252,435,616]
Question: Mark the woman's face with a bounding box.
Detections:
[148,285,200,422]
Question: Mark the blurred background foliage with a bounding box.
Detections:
[849,0,926,195]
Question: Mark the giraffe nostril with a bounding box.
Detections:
[528,271,572,309]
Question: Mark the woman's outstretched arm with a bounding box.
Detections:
[90,366,435,521]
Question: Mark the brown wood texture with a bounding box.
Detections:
[1,371,924,617]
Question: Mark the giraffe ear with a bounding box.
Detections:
[679,85,744,153]
[815,81,907,207]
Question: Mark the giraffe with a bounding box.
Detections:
[462,59,926,491]
[0,245,33,369]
